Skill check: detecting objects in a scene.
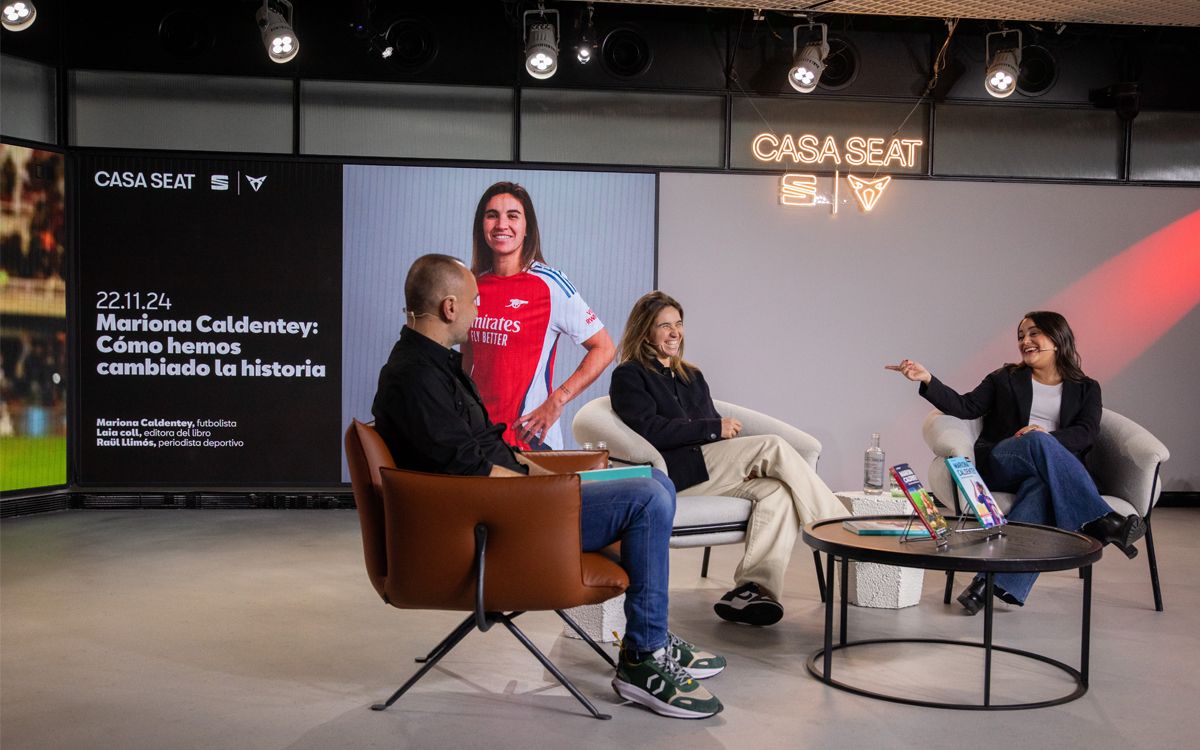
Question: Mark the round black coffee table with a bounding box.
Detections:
[802,516,1103,710]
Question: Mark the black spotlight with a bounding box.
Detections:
[158,10,214,59]
[384,17,438,72]
[1017,44,1058,96]
[819,37,859,90]
[1090,82,1141,121]
[601,27,651,77]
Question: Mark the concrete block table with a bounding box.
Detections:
[834,491,925,608]
[562,596,626,643]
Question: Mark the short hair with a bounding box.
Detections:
[617,291,697,382]
[470,181,545,275]
[404,254,467,318]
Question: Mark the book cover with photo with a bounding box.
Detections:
[946,456,1007,529]
[890,463,950,543]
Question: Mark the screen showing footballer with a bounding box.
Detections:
[76,156,342,485]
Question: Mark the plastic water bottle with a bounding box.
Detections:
[863,433,885,494]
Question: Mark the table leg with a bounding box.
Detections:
[839,556,849,646]
[823,552,835,683]
[1081,564,1092,686]
[983,572,994,707]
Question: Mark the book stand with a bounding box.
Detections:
[897,514,948,548]
[952,515,1005,540]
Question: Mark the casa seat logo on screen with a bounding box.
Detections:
[92,170,268,193]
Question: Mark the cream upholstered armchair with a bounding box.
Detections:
[573,396,827,594]
[923,407,1170,611]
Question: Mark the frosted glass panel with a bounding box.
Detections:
[1,55,56,143]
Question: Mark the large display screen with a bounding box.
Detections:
[1,144,67,492]
[74,156,656,486]
[76,156,343,485]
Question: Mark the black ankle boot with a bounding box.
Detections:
[1083,512,1144,559]
[956,578,988,616]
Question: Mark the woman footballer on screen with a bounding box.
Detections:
[460,181,615,449]
[886,310,1145,614]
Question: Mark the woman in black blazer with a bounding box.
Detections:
[888,310,1144,614]
[611,291,844,627]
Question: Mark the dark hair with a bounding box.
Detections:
[1018,310,1087,382]
[618,291,697,382]
[404,254,466,319]
[470,181,544,275]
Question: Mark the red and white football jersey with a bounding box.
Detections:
[469,262,604,449]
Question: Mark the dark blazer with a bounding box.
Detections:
[919,365,1102,483]
[609,360,724,490]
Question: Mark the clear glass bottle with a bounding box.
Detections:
[863,432,885,494]
[596,441,610,468]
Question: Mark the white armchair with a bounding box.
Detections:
[922,407,1170,611]
[573,396,827,594]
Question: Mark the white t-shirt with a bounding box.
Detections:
[1029,380,1064,433]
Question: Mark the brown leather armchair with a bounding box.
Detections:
[345,420,629,719]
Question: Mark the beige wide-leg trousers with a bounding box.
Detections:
[679,434,844,598]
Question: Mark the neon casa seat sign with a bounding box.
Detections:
[752,132,924,213]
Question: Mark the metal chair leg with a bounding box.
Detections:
[1144,515,1164,612]
[499,614,612,720]
[700,546,711,578]
[556,609,618,668]
[415,613,476,663]
[944,570,955,604]
[373,615,477,711]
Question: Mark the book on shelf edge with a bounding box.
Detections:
[842,519,931,538]
[890,463,950,543]
[945,456,1006,529]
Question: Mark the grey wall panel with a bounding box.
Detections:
[1130,111,1200,182]
[301,81,512,160]
[729,97,929,173]
[933,104,1122,179]
[70,72,292,153]
[521,89,723,167]
[659,172,1200,491]
[1,55,56,143]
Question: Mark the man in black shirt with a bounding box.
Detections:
[371,254,727,719]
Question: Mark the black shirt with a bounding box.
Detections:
[371,326,526,477]
[609,360,723,490]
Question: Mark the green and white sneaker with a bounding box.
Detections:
[667,631,727,679]
[613,648,724,719]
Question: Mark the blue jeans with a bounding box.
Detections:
[579,468,676,654]
[976,432,1112,605]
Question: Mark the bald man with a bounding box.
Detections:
[370,254,727,719]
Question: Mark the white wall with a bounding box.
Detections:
[659,172,1200,492]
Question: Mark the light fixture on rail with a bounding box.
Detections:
[524,5,560,79]
[256,0,299,64]
[788,22,829,94]
[1,1,36,32]
[984,29,1021,98]
[576,2,597,64]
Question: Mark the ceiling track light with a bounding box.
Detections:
[984,29,1021,99]
[256,0,299,64]
[576,2,597,65]
[788,22,829,94]
[1,1,36,32]
[524,6,560,80]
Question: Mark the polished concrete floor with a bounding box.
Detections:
[2,507,1197,750]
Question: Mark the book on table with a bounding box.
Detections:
[890,463,950,544]
[945,456,1007,529]
[842,519,931,538]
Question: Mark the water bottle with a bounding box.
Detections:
[863,432,885,494]
[596,441,611,468]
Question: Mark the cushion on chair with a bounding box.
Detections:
[345,420,395,601]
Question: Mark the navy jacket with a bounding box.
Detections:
[919,365,1102,483]
[609,360,724,490]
